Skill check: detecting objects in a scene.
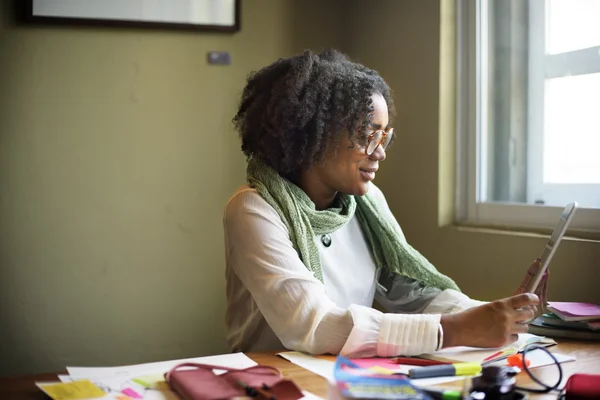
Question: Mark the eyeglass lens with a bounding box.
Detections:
[366,128,394,155]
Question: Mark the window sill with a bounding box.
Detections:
[443,222,600,243]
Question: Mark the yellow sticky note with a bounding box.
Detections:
[37,380,106,400]
[132,373,168,389]
[368,366,396,375]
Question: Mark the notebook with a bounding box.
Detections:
[419,333,556,364]
[529,317,600,341]
[547,302,600,322]
[541,313,600,331]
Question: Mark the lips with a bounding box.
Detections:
[360,168,378,173]
[359,167,377,181]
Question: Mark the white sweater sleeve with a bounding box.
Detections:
[224,188,441,357]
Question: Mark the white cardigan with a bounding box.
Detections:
[223,183,484,357]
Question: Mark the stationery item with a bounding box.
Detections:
[132,373,170,390]
[165,362,303,400]
[408,363,481,379]
[121,388,142,399]
[529,317,600,341]
[349,357,448,370]
[56,353,319,400]
[331,357,430,400]
[392,357,450,366]
[421,388,463,400]
[419,333,556,364]
[67,352,257,379]
[564,373,600,399]
[35,380,106,400]
[541,313,600,331]
[487,347,575,369]
[547,302,600,322]
[278,351,469,388]
[506,354,530,369]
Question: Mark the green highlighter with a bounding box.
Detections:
[409,362,482,379]
[422,387,463,400]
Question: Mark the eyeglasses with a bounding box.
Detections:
[364,128,394,156]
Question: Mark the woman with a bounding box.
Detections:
[223,49,540,357]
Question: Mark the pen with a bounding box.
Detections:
[392,357,450,366]
[408,362,482,379]
[422,388,463,400]
[481,347,518,366]
[482,350,504,363]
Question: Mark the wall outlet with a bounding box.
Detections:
[207,51,231,65]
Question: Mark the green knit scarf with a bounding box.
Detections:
[247,158,460,292]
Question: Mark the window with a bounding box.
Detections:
[456,0,600,233]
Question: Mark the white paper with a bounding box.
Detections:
[63,352,257,399]
[277,347,575,390]
[67,352,256,378]
[277,351,337,382]
[301,390,324,400]
[487,348,575,368]
[276,351,467,387]
[424,333,557,363]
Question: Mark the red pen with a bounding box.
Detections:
[391,357,450,366]
[482,350,504,363]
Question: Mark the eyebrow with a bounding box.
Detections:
[371,122,391,130]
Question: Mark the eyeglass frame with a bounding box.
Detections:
[364,127,394,156]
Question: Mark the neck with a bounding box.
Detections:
[298,169,337,210]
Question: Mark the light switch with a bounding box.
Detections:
[207,51,231,65]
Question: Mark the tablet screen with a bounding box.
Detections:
[525,202,578,293]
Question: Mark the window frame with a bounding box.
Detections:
[455,0,600,234]
[527,0,600,207]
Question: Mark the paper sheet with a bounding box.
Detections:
[277,348,575,389]
[276,351,467,387]
[487,348,575,368]
[36,380,107,400]
[423,333,556,364]
[62,353,258,400]
[67,352,256,378]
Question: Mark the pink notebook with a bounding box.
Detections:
[548,302,600,321]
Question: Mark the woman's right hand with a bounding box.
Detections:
[440,293,539,349]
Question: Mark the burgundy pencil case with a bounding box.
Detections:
[165,362,304,400]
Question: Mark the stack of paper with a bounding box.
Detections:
[36,353,258,400]
[547,302,600,322]
[36,353,322,400]
[277,333,576,388]
[529,302,600,340]
[419,333,558,364]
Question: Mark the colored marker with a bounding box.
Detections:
[422,388,463,400]
[482,350,504,362]
[392,357,450,366]
[408,362,482,379]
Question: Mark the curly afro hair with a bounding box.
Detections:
[233,49,395,179]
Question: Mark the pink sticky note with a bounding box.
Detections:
[349,358,400,370]
[122,388,143,399]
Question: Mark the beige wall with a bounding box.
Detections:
[0,0,345,376]
[344,0,600,302]
[1,0,598,378]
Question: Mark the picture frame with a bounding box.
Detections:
[23,0,240,33]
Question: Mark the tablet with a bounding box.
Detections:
[523,202,578,293]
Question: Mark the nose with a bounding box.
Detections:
[369,144,386,161]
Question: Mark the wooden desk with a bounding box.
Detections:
[1,341,599,400]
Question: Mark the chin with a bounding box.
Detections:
[353,182,371,196]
